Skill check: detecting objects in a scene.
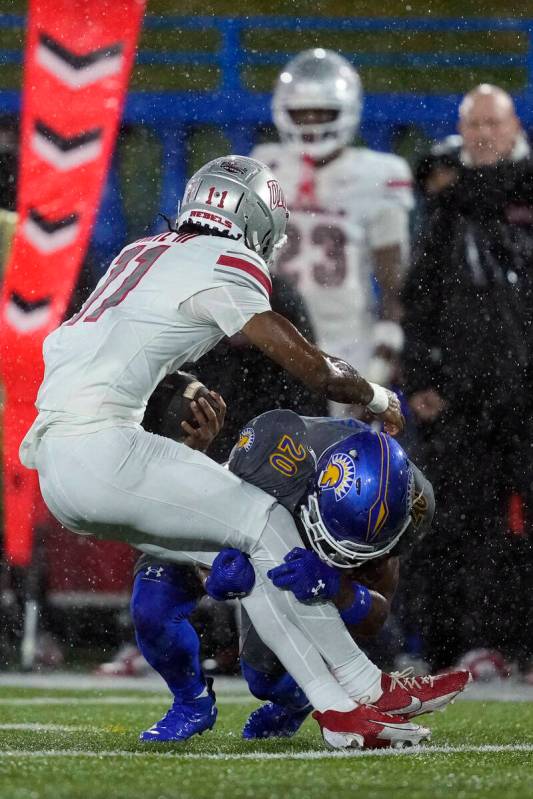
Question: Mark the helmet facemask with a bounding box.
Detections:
[300,492,412,568]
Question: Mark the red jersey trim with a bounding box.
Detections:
[216,254,272,296]
[385,179,413,189]
[175,232,199,243]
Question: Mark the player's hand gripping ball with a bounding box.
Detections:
[267,547,340,603]
[205,548,256,601]
[180,389,226,451]
[143,371,226,452]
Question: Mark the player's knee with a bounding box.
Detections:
[241,660,308,708]
[241,660,278,701]
[130,568,197,641]
[131,582,162,640]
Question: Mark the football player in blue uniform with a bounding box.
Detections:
[131,373,470,745]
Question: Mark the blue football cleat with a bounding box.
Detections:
[140,680,217,743]
[242,701,312,739]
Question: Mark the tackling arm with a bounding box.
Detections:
[241,310,404,434]
[335,557,399,638]
[267,545,399,638]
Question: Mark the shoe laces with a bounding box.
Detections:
[388,667,434,692]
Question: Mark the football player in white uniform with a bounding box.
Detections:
[19,155,429,750]
[252,48,413,389]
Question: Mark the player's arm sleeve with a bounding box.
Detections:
[188,281,271,337]
[186,247,273,336]
[368,157,413,251]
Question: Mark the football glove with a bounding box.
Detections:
[267,547,340,602]
[205,548,255,601]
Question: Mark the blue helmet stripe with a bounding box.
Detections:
[366,433,390,541]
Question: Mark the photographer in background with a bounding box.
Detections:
[414,84,529,223]
[402,84,533,678]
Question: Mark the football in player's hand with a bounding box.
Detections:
[143,372,222,442]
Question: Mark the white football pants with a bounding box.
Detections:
[34,426,380,711]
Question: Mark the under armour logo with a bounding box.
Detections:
[144,566,164,578]
[311,579,326,596]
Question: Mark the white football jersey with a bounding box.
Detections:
[251,143,413,365]
[20,231,272,466]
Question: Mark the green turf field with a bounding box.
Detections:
[0,685,532,799]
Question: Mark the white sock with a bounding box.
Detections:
[333,656,382,704]
[305,677,357,713]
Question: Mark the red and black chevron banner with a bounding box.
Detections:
[0,0,145,565]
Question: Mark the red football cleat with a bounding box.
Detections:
[313,703,431,750]
[374,667,472,717]
[93,644,152,678]
[457,648,512,682]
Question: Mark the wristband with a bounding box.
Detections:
[340,583,372,626]
[366,382,389,414]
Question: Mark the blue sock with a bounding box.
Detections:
[241,660,310,710]
[131,564,205,703]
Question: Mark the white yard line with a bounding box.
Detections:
[0,744,532,760]
[0,695,248,706]
[0,673,248,695]
[0,723,99,732]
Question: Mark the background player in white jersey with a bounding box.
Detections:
[19,154,427,750]
[252,48,413,389]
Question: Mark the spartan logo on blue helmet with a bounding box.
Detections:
[300,430,414,568]
[318,452,356,501]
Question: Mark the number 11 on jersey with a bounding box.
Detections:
[66,244,169,326]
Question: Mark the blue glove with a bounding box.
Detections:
[205,548,255,601]
[267,547,340,603]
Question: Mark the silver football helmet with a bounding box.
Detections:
[272,48,363,159]
[177,156,289,263]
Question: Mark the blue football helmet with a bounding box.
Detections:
[300,431,414,567]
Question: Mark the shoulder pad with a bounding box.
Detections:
[214,242,272,299]
[302,415,370,460]
[228,409,315,513]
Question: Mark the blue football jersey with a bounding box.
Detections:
[228,410,370,514]
[228,410,434,548]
